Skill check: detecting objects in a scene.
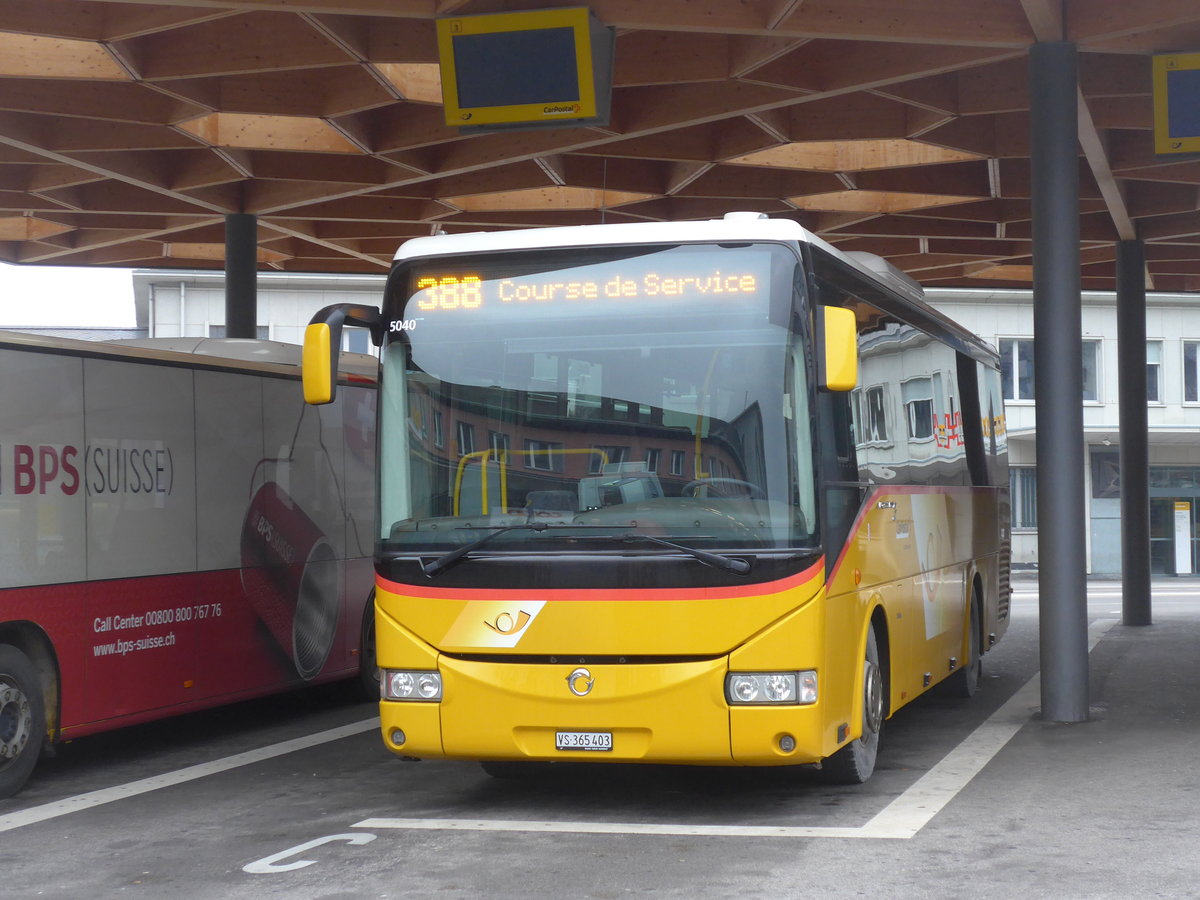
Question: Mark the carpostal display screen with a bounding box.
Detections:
[389,244,787,334]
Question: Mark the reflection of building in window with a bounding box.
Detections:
[670,449,686,476]
[489,430,510,457]
[524,438,564,472]
[1011,467,1038,528]
[864,385,889,443]
[589,445,628,473]
[456,421,474,455]
[903,377,934,440]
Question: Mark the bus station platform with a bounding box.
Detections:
[813,580,1200,898]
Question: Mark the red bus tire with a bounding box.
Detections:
[0,645,45,799]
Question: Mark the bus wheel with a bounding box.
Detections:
[0,645,44,799]
[355,597,380,700]
[822,628,883,785]
[945,592,983,699]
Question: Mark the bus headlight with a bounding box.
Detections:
[383,669,442,701]
[726,671,817,705]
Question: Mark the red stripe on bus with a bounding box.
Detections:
[376,556,824,603]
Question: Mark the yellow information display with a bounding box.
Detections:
[436,7,614,131]
[1153,53,1200,155]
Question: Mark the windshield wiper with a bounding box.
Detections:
[619,533,750,575]
[420,524,751,578]
[421,523,549,578]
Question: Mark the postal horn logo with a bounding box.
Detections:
[566,667,594,697]
[483,609,531,636]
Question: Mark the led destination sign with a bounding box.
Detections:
[408,267,763,313]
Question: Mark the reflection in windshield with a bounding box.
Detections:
[378,243,815,554]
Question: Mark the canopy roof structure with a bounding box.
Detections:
[2,1,1200,290]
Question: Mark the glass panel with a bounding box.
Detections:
[1185,342,1198,403]
[378,243,813,553]
[1082,340,1099,402]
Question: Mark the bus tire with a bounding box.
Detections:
[355,595,380,700]
[0,645,44,799]
[944,591,983,699]
[821,627,883,785]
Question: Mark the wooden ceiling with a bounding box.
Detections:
[2,0,1200,290]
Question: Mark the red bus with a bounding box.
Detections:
[0,332,377,798]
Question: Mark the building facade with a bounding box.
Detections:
[931,287,1200,575]
[132,269,386,354]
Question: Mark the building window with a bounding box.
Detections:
[863,385,889,443]
[645,448,661,473]
[589,445,628,473]
[432,410,443,448]
[1147,341,1163,403]
[1000,337,1100,402]
[456,421,475,456]
[343,328,370,354]
[670,450,686,476]
[489,430,510,459]
[1011,467,1038,529]
[902,377,934,441]
[524,439,563,471]
[1000,338,1035,401]
[1185,341,1200,403]
[1082,339,1100,403]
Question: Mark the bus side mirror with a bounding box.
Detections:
[819,305,858,392]
[302,304,383,405]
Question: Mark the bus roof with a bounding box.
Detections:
[0,331,377,382]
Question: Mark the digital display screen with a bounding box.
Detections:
[453,29,580,108]
[398,250,770,324]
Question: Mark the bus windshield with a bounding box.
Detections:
[377,242,817,558]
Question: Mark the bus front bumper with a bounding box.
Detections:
[378,656,829,766]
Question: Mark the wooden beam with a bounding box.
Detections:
[112,12,354,81]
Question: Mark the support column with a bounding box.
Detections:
[225,213,257,339]
[1030,42,1090,723]
[1117,239,1152,625]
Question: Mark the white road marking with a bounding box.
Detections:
[356,619,1119,842]
[861,617,1116,838]
[243,832,377,874]
[0,718,378,834]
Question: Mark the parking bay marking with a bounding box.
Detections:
[0,619,1119,841]
[0,718,378,834]
[358,619,1118,842]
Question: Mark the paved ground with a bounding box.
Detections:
[1,579,1197,899]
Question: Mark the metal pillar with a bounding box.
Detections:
[1117,239,1152,625]
[224,213,257,339]
[1030,42,1090,723]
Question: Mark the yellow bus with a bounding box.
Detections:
[303,212,1010,783]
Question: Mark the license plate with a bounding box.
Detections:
[555,731,613,751]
